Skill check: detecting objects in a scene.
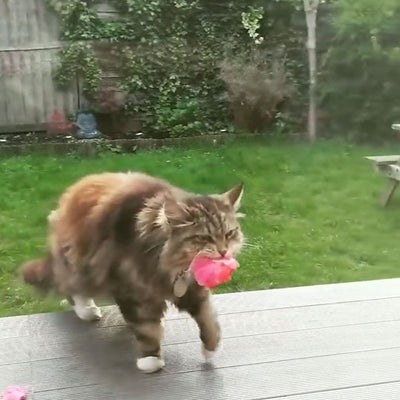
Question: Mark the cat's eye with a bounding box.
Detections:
[195,234,214,243]
[225,229,237,239]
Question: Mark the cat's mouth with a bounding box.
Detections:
[195,250,233,260]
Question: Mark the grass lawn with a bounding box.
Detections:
[1,138,400,317]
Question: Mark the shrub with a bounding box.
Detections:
[220,50,293,132]
[153,99,208,138]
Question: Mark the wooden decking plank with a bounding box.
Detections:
[0,363,32,391]
[3,278,400,328]
[0,314,31,339]
[39,381,400,400]
[23,348,400,400]
[194,278,400,316]
[268,381,400,400]
[166,296,400,340]
[3,296,400,366]
[37,385,109,400]
[25,296,400,339]
[49,277,400,324]
[3,317,400,371]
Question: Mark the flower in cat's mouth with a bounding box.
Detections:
[190,255,239,289]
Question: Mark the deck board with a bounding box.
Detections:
[1,278,400,399]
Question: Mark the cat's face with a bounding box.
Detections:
[162,184,244,268]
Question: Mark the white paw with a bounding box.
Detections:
[60,299,69,307]
[47,209,58,223]
[73,304,102,321]
[202,345,216,361]
[136,356,165,373]
[71,296,102,321]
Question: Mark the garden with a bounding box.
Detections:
[1,0,400,318]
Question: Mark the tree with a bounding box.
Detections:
[303,0,319,142]
[319,0,400,141]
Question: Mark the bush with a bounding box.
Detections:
[153,99,208,138]
[220,50,293,133]
[122,39,230,138]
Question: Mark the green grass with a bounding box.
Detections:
[1,138,400,317]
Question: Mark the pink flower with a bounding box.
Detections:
[191,256,239,289]
[2,386,28,400]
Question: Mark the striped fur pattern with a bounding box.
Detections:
[20,172,244,373]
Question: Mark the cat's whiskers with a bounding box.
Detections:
[242,242,256,248]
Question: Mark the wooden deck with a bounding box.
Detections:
[2,278,400,399]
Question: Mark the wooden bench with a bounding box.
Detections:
[365,124,400,206]
[3,279,400,399]
[365,154,400,206]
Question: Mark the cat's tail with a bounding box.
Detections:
[19,256,54,293]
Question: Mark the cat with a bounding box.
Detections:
[20,171,244,373]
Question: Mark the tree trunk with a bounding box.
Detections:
[303,0,319,143]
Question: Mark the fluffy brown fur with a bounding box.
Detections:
[20,171,244,372]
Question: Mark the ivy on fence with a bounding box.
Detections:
[44,0,306,138]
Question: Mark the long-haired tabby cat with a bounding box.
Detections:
[20,172,244,373]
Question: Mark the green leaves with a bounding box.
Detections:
[54,41,102,95]
[334,0,400,33]
[44,0,306,137]
[241,6,264,44]
[319,0,400,140]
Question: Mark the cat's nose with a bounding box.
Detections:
[218,248,228,257]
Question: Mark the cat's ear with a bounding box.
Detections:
[158,198,192,229]
[138,197,190,236]
[221,183,244,211]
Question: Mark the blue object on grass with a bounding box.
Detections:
[75,111,100,139]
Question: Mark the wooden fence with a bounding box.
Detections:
[0,0,80,133]
[0,0,118,134]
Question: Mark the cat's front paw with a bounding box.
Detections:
[70,296,102,322]
[73,303,102,321]
[136,356,165,373]
[202,344,216,361]
[201,343,222,363]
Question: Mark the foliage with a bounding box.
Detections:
[319,0,400,140]
[121,38,230,137]
[153,99,208,138]
[44,0,306,137]
[241,6,265,45]
[54,42,102,95]
[220,50,293,132]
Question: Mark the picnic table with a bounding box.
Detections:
[2,278,400,399]
[365,154,400,206]
[365,123,400,206]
